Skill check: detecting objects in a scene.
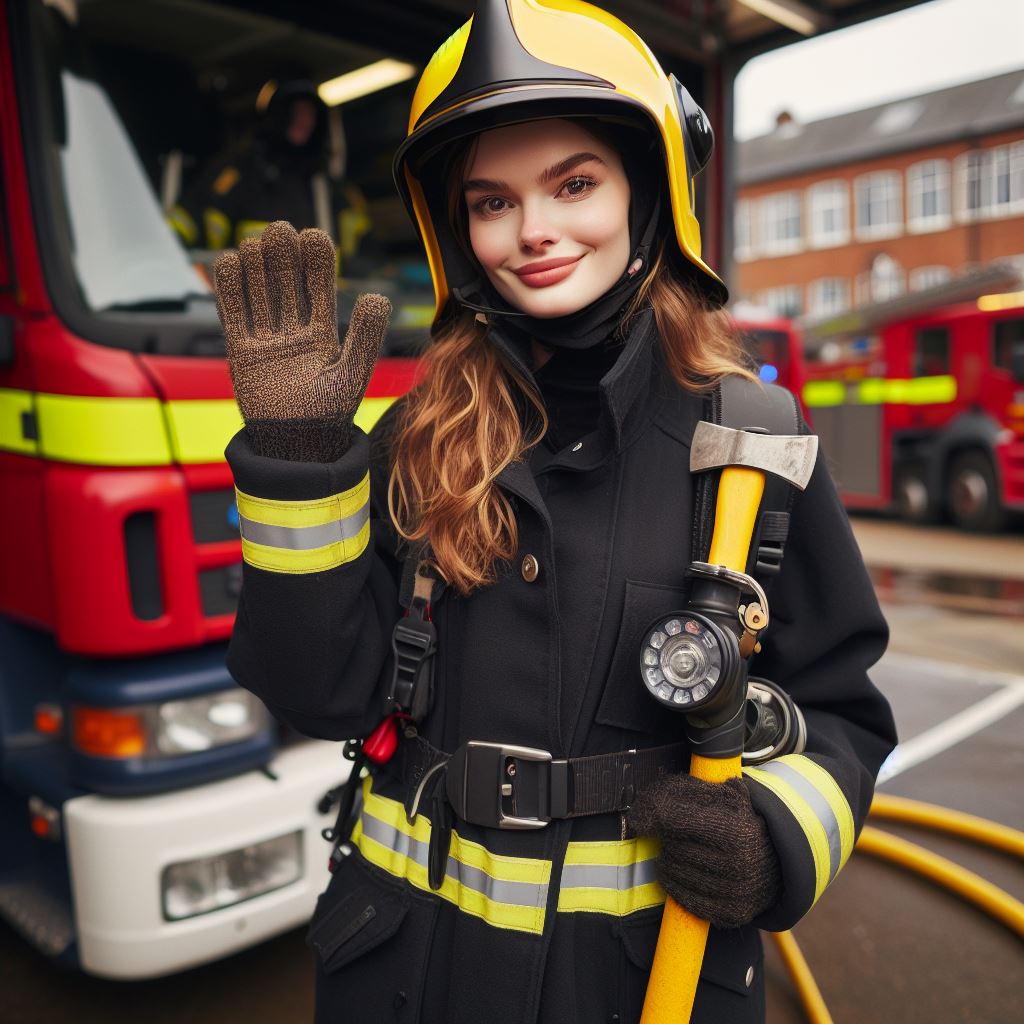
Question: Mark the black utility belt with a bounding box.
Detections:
[401,736,689,831]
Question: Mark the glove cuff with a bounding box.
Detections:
[245,415,351,463]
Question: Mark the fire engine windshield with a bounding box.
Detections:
[56,71,210,312]
[12,0,437,357]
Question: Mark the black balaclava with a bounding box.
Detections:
[450,128,664,357]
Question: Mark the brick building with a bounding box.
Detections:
[733,68,1024,320]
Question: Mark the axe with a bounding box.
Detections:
[641,420,818,1024]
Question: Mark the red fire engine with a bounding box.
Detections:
[800,266,1024,531]
[0,0,422,978]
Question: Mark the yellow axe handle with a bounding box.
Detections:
[640,465,765,1024]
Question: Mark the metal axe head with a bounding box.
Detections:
[689,421,818,490]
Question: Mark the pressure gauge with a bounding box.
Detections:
[640,611,739,712]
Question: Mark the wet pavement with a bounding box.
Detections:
[2,519,1022,1023]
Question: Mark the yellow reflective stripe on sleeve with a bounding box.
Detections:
[0,389,39,456]
[744,759,838,905]
[557,837,665,916]
[353,396,397,435]
[352,779,551,934]
[235,473,371,573]
[164,399,242,464]
[776,755,855,871]
[35,393,172,466]
[235,473,369,529]
[239,518,369,573]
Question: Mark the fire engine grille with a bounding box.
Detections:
[199,563,243,617]
[190,489,240,543]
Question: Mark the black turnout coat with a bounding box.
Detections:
[224,307,897,1024]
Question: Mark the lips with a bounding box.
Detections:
[511,254,584,288]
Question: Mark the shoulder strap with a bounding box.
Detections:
[691,376,804,589]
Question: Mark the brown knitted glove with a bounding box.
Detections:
[213,220,391,460]
[627,775,782,929]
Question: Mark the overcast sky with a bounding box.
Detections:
[734,0,1024,141]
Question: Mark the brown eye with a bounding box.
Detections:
[561,176,597,198]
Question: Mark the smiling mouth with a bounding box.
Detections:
[511,255,585,288]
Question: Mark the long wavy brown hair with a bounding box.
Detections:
[388,138,755,596]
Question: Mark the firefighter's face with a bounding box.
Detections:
[463,120,631,318]
[286,99,318,147]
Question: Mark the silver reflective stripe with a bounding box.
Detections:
[758,760,842,880]
[560,858,659,891]
[359,812,548,909]
[238,504,369,550]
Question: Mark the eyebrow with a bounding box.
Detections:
[463,151,606,193]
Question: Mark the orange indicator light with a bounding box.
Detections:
[72,707,147,758]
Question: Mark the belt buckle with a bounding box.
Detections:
[458,741,552,830]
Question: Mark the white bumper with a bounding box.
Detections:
[64,739,348,979]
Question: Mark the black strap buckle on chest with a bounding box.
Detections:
[386,616,437,722]
[404,736,688,831]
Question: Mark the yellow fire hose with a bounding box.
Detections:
[771,931,834,1024]
[641,466,765,1023]
[869,793,1024,859]
[856,825,1024,937]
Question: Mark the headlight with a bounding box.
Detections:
[72,689,270,759]
[154,690,267,755]
[161,831,303,921]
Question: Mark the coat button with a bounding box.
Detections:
[745,965,755,987]
[521,554,540,582]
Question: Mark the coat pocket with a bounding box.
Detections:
[307,847,439,1023]
[307,855,409,974]
[596,579,690,735]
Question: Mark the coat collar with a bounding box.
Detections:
[494,303,709,486]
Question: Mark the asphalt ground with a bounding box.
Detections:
[2,520,1022,1024]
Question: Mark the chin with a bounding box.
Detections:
[504,284,606,320]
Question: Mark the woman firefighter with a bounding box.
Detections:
[213,2,897,1021]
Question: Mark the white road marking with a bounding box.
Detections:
[877,680,1024,785]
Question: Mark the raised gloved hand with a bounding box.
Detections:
[213,220,391,462]
[627,774,781,929]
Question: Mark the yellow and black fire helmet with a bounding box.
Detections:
[393,0,728,325]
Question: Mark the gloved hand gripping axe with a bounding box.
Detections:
[640,420,817,1024]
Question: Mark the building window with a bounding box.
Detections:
[913,327,951,377]
[758,286,802,318]
[909,266,952,292]
[760,192,802,256]
[734,199,755,261]
[957,144,1024,220]
[869,253,905,303]
[855,172,902,240]
[907,160,951,232]
[807,181,849,249]
[806,277,850,318]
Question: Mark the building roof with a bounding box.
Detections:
[737,67,1024,186]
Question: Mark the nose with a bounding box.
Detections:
[519,201,561,252]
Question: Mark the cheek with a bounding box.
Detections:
[468,219,510,272]
[574,190,630,250]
